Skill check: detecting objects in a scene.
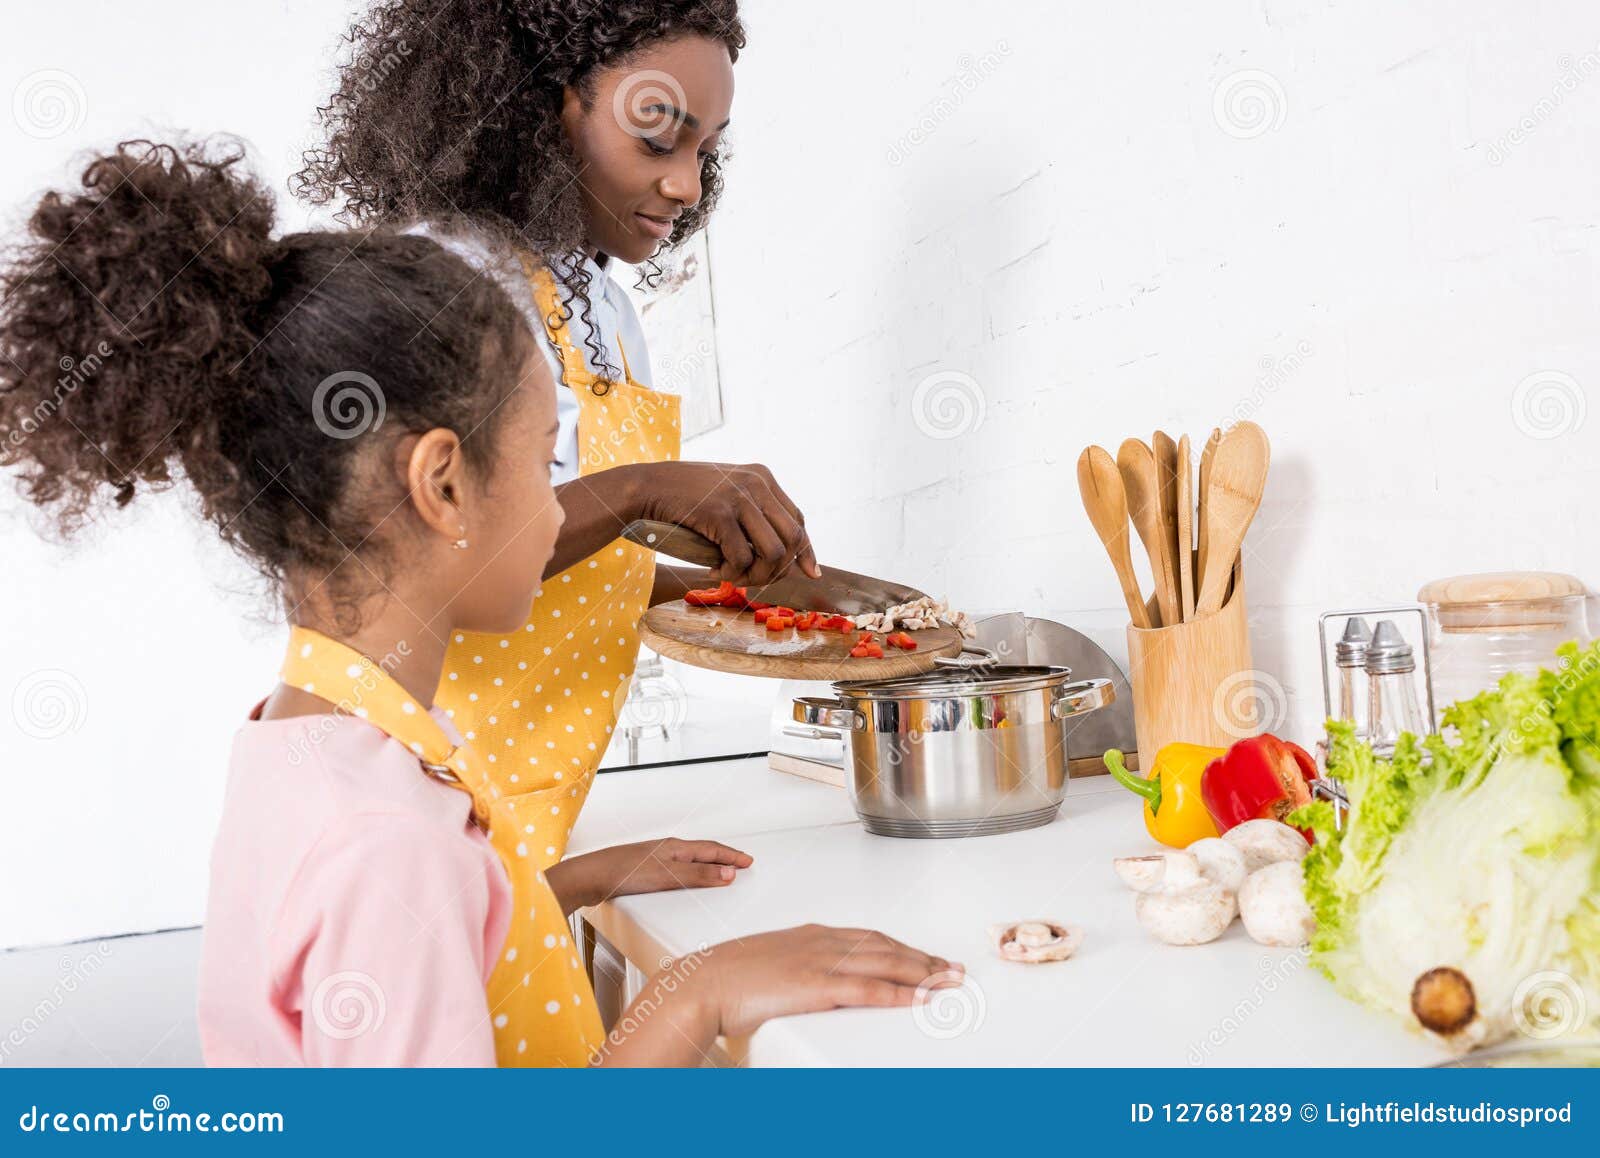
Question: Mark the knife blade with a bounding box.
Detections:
[621,519,925,615]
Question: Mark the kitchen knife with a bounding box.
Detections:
[621,519,926,615]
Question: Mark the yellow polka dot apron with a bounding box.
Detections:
[280,627,603,1068]
[437,259,680,874]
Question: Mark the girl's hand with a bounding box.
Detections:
[698,924,964,1039]
[548,838,752,914]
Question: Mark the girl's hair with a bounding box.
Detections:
[292,0,744,380]
[0,139,532,596]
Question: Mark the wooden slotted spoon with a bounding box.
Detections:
[1194,421,1270,617]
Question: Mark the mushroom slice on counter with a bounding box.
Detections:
[990,920,1083,963]
[1113,850,1193,893]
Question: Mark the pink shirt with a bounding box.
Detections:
[198,703,511,1066]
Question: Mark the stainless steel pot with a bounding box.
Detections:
[793,665,1113,838]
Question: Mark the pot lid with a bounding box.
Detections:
[833,663,1076,699]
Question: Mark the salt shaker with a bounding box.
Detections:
[1334,616,1373,738]
[1365,619,1427,758]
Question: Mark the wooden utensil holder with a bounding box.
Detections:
[1125,558,1253,774]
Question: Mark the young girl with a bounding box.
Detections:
[296,0,805,870]
[0,141,959,1067]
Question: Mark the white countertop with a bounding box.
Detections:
[571,757,1450,1068]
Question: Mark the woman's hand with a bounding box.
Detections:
[549,460,819,587]
[629,461,820,587]
[592,925,964,1065]
[547,838,752,915]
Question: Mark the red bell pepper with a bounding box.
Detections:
[684,587,724,606]
[765,615,794,632]
[886,631,917,651]
[1199,734,1318,841]
[748,601,772,612]
[753,607,774,625]
[794,611,819,630]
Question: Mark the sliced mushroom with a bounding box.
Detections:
[990,920,1083,963]
[1113,850,1196,893]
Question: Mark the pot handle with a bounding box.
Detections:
[1050,677,1114,721]
[932,643,1000,670]
[793,697,864,731]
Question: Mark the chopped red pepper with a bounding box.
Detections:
[747,601,772,613]
[794,611,818,630]
[863,643,884,658]
[684,588,723,606]
[753,607,774,624]
[1199,734,1318,841]
[887,631,918,651]
[765,615,794,632]
[775,606,796,619]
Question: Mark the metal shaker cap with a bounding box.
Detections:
[1335,616,1372,667]
[1364,619,1415,675]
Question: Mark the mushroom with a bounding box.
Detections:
[1237,860,1316,947]
[1113,849,1195,893]
[1222,819,1309,874]
[990,920,1083,963]
[1133,850,1237,945]
[1188,837,1249,896]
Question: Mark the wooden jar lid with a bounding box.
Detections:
[1417,571,1588,633]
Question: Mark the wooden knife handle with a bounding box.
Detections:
[621,519,725,568]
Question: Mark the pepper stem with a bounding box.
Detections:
[1104,748,1163,814]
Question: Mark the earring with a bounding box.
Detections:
[452,525,469,551]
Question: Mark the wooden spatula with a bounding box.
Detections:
[1194,421,1270,617]
[1077,445,1152,629]
[1195,426,1221,592]
[1116,438,1177,627]
[1176,434,1195,621]
[1152,432,1183,623]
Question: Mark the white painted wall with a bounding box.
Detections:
[4,0,1598,947]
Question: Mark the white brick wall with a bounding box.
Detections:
[693,0,1600,735]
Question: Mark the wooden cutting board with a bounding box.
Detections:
[639,602,965,680]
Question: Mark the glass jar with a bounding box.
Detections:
[1418,571,1592,711]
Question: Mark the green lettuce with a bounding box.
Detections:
[1290,639,1600,1051]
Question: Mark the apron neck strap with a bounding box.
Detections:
[523,257,633,390]
[279,626,491,827]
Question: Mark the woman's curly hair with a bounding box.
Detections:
[0,139,531,618]
[293,0,745,381]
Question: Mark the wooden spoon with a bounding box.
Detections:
[1116,438,1177,627]
[1195,426,1221,591]
[1194,421,1270,617]
[1152,432,1183,623]
[1176,434,1195,621]
[1077,445,1153,629]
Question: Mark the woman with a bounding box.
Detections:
[296,0,807,866]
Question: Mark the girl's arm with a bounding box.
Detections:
[592,927,964,1067]
[285,817,506,1067]
[547,461,820,588]
[546,839,753,916]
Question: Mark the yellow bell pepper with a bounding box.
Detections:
[1104,743,1224,848]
